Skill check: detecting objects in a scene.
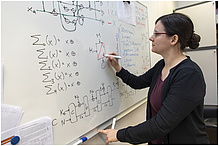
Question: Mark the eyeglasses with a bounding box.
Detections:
[153,32,167,37]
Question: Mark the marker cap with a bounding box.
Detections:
[11,136,20,145]
[81,137,87,142]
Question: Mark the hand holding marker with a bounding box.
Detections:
[105,52,122,72]
[98,118,118,145]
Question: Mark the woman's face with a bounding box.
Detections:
[149,20,172,56]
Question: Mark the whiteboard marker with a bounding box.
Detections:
[104,54,121,59]
[111,118,116,129]
[73,137,87,145]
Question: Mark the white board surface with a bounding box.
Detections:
[1,1,150,144]
[175,2,216,47]
[185,49,217,105]
[175,2,217,105]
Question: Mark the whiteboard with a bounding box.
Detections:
[175,2,217,105]
[185,49,217,105]
[1,1,150,144]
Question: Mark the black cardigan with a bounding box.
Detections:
[116,57,209,144]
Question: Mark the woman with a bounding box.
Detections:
[98,13,210,144]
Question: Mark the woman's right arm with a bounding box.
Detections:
[107,52,162,89]
[116,67,154,89]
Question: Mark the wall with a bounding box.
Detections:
[82,1,175,145]
[175,1,203,8]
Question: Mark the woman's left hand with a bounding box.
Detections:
[98,129,119,145]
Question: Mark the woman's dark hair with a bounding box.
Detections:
[155,13,201,50]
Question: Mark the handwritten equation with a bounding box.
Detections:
[31,34,80,95]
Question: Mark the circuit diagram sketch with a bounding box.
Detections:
[28,1,105,32]
[52,81,119,126]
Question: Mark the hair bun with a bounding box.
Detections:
[188,33,201,49]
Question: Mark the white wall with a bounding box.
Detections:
[82,1,175,145]
[175,1,203,8]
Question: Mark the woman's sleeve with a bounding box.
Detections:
[117,68,206,144]
[116,60,164,89]
[116,64,158,89]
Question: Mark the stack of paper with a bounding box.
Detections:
[1,104,53,145]
[1,104,24,132]
[1,117,53,145]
